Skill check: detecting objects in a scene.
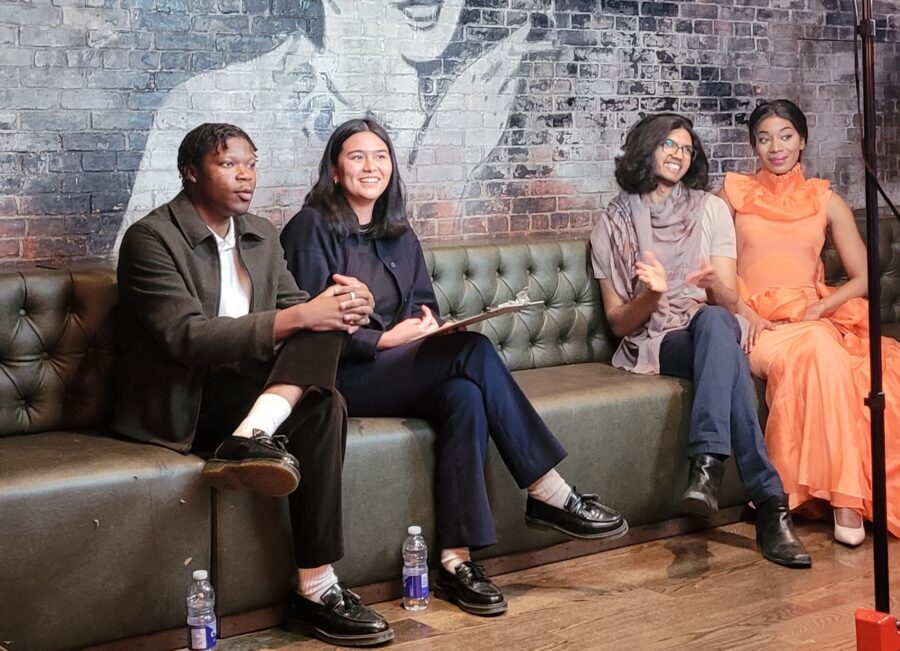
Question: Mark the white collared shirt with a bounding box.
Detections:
[208,218,251,318]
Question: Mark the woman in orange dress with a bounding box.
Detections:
[721,99,900,546]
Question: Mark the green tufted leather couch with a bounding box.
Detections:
[1,218,898,650]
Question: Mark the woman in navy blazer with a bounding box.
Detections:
[281,118,627,616]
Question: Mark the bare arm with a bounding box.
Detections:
[599,279,662,339]
[600,250,670,338]
[805,193,868,320]
[689,255,777,352]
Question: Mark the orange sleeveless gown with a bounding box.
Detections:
[724,165,900,535]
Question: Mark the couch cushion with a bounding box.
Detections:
[0,432,210,651]
[0,269,117,437]
[215,363,751,592]
[486,363,748,549]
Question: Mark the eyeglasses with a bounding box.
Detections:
[660,138,697,160]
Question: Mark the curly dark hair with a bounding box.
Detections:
[747,99,808,146]
[177,123,257,186]
[614,113,709,194]
[303,118,408,240]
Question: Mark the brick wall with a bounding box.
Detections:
[1,0,899,265]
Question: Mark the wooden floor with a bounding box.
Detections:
[218,520,900,650]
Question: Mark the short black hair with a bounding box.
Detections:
[614,112,709,195]
[303,118,408,240]
[747,99,809,146]
[177,123,257,186]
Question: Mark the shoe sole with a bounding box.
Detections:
[524,515,630,541]
[680,492,719,520]
[434,586,508,616]
[201,459,299,497]
[285,619,395,647]
[757,543,813,569]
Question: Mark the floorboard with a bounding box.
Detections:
[216,520,900,650]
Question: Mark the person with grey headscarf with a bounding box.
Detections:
[590,113,811,569]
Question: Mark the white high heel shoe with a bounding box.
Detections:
[834,508,866,547]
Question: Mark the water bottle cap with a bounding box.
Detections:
[192,570,208,581]
[407,525,421,535]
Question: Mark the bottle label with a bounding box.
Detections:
[403,570,429,599]
[189,623,217,649]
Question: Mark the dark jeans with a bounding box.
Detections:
[193,331,347,568]
[337,331,567,550]
[659,306,784,506]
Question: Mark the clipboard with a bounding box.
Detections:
[407,298,543,343]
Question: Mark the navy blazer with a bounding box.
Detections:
[281,206,440,360]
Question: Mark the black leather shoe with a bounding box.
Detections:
[287,584,394,647]
[680,453,725,519]
[201,431,300,497]
[755,494,812,569]
[525,488,629,539]
[435,561,507,616]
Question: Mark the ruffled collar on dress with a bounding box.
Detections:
[739,164,830,222]
[757,163,806,196]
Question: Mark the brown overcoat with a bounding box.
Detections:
[112,192,307,451]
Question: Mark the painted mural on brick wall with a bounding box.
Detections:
[2,1,900,264]
[117,0,546,251]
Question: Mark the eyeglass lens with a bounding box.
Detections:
[662,138,696,159]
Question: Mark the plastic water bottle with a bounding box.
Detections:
[402,525,429,611]
[186,570,217,650]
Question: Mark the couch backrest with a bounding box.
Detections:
[2,215,897,436]
[823,215,900,325]
[427,214,900,372]
[0,268,116,438]
[424,239,616,371]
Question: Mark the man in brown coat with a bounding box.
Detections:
[113,123,394,646]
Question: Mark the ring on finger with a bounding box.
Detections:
[350,291,356,301]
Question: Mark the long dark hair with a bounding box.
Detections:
[614,113,709,194]
[747,99,809,147]
[303,118,408,239]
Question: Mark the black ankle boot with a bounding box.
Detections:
[755,494,812,568]
[680,453,725,519]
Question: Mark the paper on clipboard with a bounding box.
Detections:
[408,290,543,343]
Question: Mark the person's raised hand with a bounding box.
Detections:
[686,260,718,289]
[635,250,668,293]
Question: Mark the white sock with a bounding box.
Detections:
[527,469,572,510]
[440,547,471,574]
[297,564,338,604]
[232,393,292,438]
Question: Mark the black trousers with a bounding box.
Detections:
[193,331,347,568]
[337,331,567,550]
